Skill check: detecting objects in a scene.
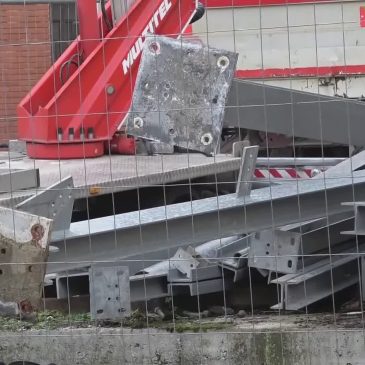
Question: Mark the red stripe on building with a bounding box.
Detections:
[360,6,365,27]
[235,65,365,79]
[203,0,333,8]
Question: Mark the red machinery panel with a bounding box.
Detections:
[361,6,365,28]
[18,0,197,159]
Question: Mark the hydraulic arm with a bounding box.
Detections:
[17,0,198,159]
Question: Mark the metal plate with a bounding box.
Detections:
[248,230,301,274]
[0,153,240,200]
[89,263,131,321]
[170,248,199,278]
[127,35,238,155]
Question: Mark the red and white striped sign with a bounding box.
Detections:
[254,168,318,179]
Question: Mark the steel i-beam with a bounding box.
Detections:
[48,172,365,273]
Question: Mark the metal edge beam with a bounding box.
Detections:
[48,173,365,273]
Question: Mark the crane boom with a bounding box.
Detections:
[17,0,198,159]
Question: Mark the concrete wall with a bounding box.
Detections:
[1,327,365,365]
[0,4,52,143]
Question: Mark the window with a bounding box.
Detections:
[51,2,78,61]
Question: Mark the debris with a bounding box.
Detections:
[0,207,52,315]
[208,306,234,316]
[147,312,161,320]
[182,310,209,319]
[154,306,165,319]
[341,299,361,312]
[237,309,247,317]
[0,300,19,317]
[122,309,147,329]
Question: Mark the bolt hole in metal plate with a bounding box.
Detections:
[126,35,238,155]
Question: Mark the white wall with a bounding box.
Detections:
[192,1,365,97]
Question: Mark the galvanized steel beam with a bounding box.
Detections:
[168,278,232,297]
[256,157,346,167]
[0,168,39,193]
[225,79,365,146]
[48,172,365,273]
[248,214,355,274]
[314,151,365,179]
[271,242,363,310]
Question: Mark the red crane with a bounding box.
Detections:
[17,0,199,159]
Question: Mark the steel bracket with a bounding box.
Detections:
[89,263,131,321]
[270,242,364,310]
[16,176,74,231]
[236,146,259,196]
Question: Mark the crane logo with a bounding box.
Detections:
[122,0,172,75]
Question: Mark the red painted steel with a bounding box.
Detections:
[361,6,365,27]
[18,0,196,159]
[26,141,105,160]
[108,133,136,155]
[76,0,100,58]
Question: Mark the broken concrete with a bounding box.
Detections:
[0,207,52,313]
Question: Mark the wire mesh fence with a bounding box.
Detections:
[1,0,365,364]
